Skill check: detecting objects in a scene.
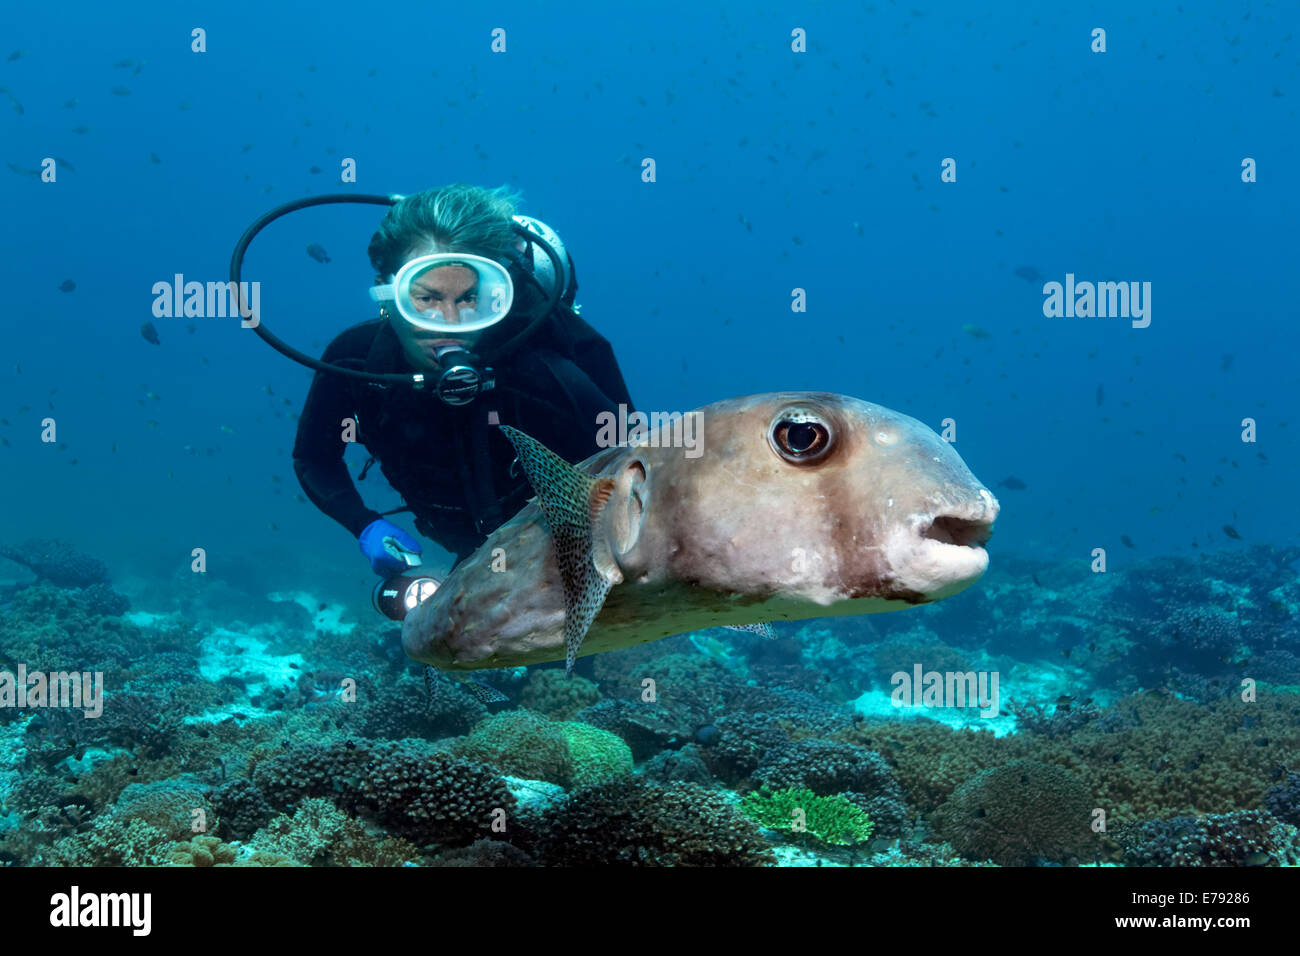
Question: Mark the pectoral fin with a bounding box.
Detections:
[500,425,623,674]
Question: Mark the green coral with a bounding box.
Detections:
[451,710,574,785]
[739,787,876,846]
[557,722,633,787]
[451,711,633,789]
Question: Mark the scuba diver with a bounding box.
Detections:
[238,184,634,617]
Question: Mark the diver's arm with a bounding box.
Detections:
[292,359,382,538]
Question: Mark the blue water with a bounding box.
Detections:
[1,0,1297,870]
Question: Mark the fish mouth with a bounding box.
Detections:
[923,513,995,549]
[887,490,999,601]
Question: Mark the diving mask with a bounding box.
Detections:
[369,253,514,333]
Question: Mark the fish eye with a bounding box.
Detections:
[769,407,833,464]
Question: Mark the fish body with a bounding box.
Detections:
[306,242,331,263]
[140,321,160,345]
[58,279,76,292]
[404,392,999,672]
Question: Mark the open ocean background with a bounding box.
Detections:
[1,0,1298,873]
[4,1,1296,590]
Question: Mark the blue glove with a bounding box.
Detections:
[359,519,423,576]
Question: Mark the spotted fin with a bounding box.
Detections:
[436,666,509,704]
[725,622,776,640]
[500,424,623,675]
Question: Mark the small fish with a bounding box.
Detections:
[113,58,135,68]
[111,86,130,96]
[149,152,161,164]
[140,321,160,345]
[962,323,992,340]
[145,420,160,429]
[219,424,236,434]
[145,391,160,400]
[1221,354,1234,372]
[1120,534,1136,549]
[1056,695,1075,706]
[306,242,331,263]
[1223,525,1242,540]
[7,50,24,61]
[1014,265,1043,282]
[58,279,76,292]
[63,98,76,108]
[308,165,321,174]
[9,95,23,115]
[998,476,1027,491]
[72,125,89,134]
[1095,385,1104,406]
[53,156,75,172]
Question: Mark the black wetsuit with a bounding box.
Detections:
[293,302,634,565]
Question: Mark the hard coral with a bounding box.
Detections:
[534,780,774,866]
[936,759,1097,866]
[207,778,274,842]
[751,740,908,840]
[520,669,603,720]
[1115,810,1300,866]
[450,710,573,785]
[251,797,417,866]
[252,738,515,849]
[739,787,876,847]
[557,721,633,788]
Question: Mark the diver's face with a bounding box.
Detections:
[408,263,478,323]
[391,262,481,370]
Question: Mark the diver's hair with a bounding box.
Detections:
[368,183,523,280]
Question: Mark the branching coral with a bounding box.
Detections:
[534,780,774,866]
[739,787,876,847]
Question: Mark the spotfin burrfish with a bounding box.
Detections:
[403,392,999,675]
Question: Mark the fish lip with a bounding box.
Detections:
[919,490,999,549]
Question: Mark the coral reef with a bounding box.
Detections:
[450,710,573,785]
[751,740,908,840]
[556,721,633,788]
[251,738,514,849]
[250,797,417,866]
[1264,773,1300,827]
[739,787,876,847]
[206,778,274,842]
[520,669,603,720]
[533,780,775,866]
[1114,810,1300,866]
[935,760,1097,866]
